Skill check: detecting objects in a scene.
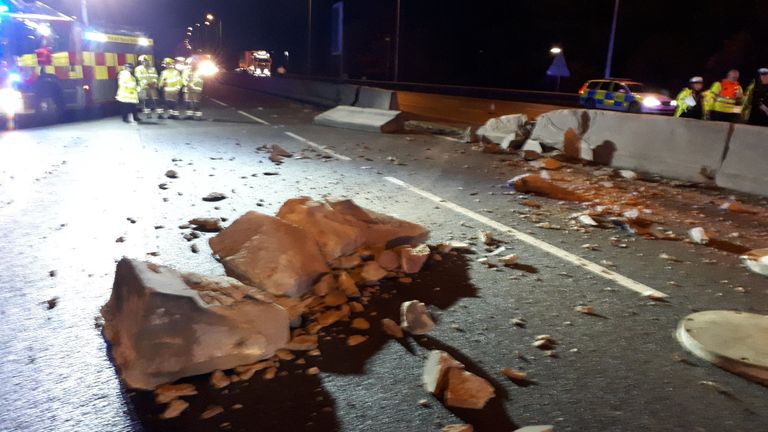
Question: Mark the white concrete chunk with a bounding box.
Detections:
[101,259,290,390]
[741,249,768,277]
[401,300,434,335]
[688,227,710,245]
[422,350,464,394]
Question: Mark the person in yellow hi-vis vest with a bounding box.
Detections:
[158,57,183,119]
[704,69,744,123]
[674,76,706,119]
[182,57,205,119]
[134,54,159,118]
[115,63,139,124]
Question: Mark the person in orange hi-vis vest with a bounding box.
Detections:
[705,69,744,123]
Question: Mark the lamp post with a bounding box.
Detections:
[393,0,401,82]
[80,0,89,25]
[205,13,222,52]
[306,0,313,75]
[604,0,619,79]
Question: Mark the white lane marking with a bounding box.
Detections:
[208,97,229,107]
[284,131,352,161]
[384,176,669,299]
[237,110,271,125]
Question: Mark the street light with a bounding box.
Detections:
[204,13,223,52]
[604,0,620,79]
[549,47,562,55]
[206,13,214,21]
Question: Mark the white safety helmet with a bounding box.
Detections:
[758,68,768,75]
[689,76,704,84]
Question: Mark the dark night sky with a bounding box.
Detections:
[42,0,768,92]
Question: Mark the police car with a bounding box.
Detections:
[578,79,676,115]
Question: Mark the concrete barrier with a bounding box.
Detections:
[716,124,768,196]
[314,105,403,133]
[355,86,399,110]
[217,73,358,107]
[527,109,731,183]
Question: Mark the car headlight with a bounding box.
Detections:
[198,60,219,77]
[264,69,271,76]
[670,100,677,106]
[642,97,661,108]
[0,88,23,115]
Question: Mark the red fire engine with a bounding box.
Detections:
[0,0,154,124]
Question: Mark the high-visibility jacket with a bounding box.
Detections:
[134,64,158,90]
[115,69,139,104]
[706,80,744,114]
[159,68,183,93]
[182,68,204,93]
[742,80,756,121]
[675,87,709,118]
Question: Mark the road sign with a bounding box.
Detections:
[547,53,570,78]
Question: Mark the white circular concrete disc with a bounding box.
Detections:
[677,310,768,386]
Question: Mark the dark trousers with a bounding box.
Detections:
[120,102,138,122]
[710,111,741,123]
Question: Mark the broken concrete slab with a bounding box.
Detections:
[314,105,403,133]
[509,174,588,202]
[401,300,434,335]
[477,114,529,149]
[277,197,428,261]
[443,368,496,409]
[423,350,465,394]
[209,211,330,297]
[101,259,290,390]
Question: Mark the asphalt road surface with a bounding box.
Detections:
[1,81,767,432]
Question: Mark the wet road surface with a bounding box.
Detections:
[0,81,767,432]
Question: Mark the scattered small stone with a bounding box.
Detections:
[200,405,224,420]
[263,367,278,380]
[275,350,296,361]
[165,170,178,179]
[202,192,227,202]
[381,318,404,338]
[511,318,527,328]
[189,217,222,232]
[190,244,200,254]
[514,426,554,432]
[444,368,495,409]
[533,335,557,350]
[155,383,198,404]
[500,367,528,382]
[346,335,368,346]
[659,252,682,263]
[306,367,320,375]
[688,227,710,245]
[417,399,431,408]
[286,334,318,351]
[116,236,126,243]
[42,297,59,310]
[577,214,599,227]
[158,183,169,190]
[210,370,230,389]
[351,318,370,330]
[442,425,474,432]
[479,231,495,245]
[574,305,596,316]
[499,254,519,266]
[160,399,189,419]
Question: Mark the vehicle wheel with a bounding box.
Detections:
[584,98,596,109]
[36,95,62,124]
[628,102,642,114]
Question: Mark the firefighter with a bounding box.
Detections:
[742,68,768,127]
[182,57,205,119]
[134,55,159,118]
[674,76,706,119]
[158,57,183,119]
[115,63,140,124]
[705,69,744,122]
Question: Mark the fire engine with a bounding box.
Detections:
[238,50,271,77]
[0,0,154,124]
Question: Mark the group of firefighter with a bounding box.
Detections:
[674,68,768,126]
[115,55,206,124]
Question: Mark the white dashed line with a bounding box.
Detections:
[284,131,352,161]
[434,135,464,142]
[237,110,271,125]
[384,176,669,299]
[208,97,229,107]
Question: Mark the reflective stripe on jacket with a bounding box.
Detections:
[183,68,204,93]
[708,81,744,114]
[134,65,158,89]
[115,70,139,104]
[159,68,183,93]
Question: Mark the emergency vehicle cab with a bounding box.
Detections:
[0,0,153,123]
[578,79,677,115]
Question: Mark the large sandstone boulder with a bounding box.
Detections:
[209,211,330,297]
[276,197,429,261]
[101,259,290,390]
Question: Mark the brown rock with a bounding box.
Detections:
[155,383,198,404]
[200,405,224,420]
[444,368,495,409]
[400,244,431,273]
[510,174,587,202]
[160,399,189,419]
[381,318,404,338]
[422,350,464,394]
